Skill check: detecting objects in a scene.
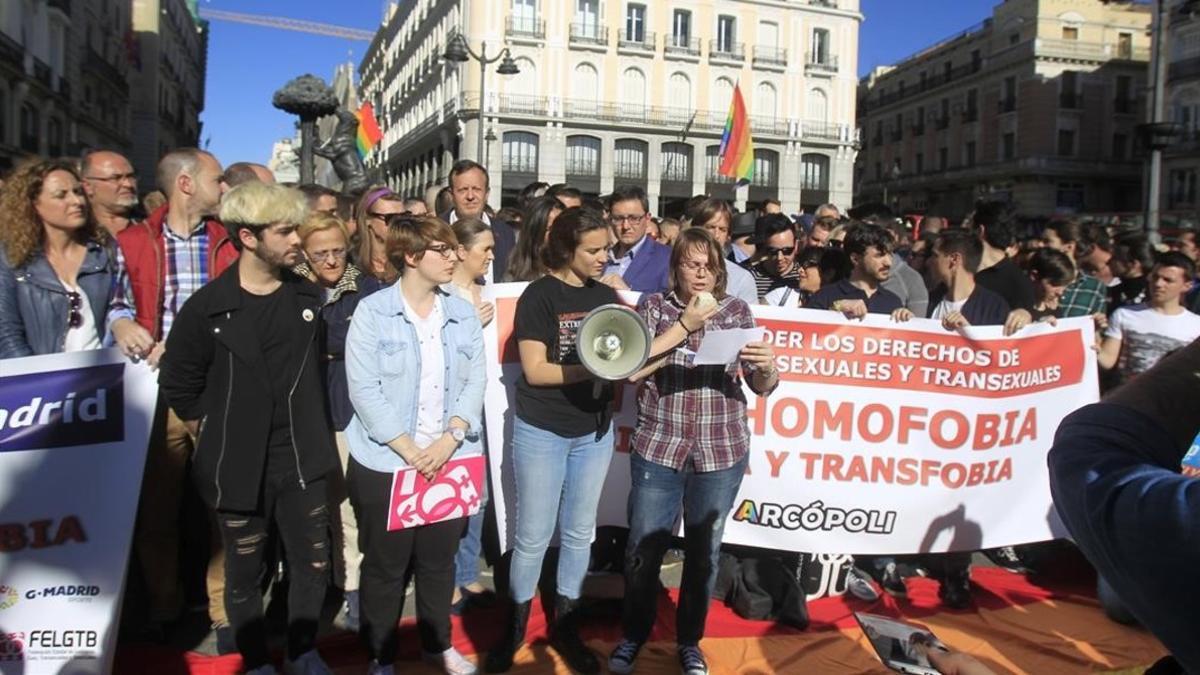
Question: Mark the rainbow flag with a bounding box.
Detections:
[718,84,754,185]
[355,102,383,158]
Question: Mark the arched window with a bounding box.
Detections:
[668,72,692,112]
[661,142,692,183]
[801,153,831,191]
[807,88,829,123]
[712,77,734,114]
[704,144,732,183]
[510,57,537,96]
[614,139,648,179]
[502,131,539,174]
[755,82,778,119]
[622,68,647,117]
[569,62,599,116]
[566,135,601,176]
[752,149,779,187]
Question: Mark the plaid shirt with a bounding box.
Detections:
[631,292,775,472]
[160,225,210,337]
[1056,272,1106,318]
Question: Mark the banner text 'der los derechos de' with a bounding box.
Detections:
[759,320,1085,398]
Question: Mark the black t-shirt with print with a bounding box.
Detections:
[513,275,619,438]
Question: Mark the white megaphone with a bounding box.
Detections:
[576,304,653,381]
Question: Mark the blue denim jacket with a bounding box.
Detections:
[344,284,486,472]
[0,240,134,358]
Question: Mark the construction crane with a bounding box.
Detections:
[197,8,376,41]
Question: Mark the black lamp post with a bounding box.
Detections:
[443,34,519,164]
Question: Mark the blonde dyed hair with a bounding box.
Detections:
[219,182,307,248]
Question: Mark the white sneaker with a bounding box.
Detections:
[367,661,395,675]
[423,647,478,675]
[283,649,333,675]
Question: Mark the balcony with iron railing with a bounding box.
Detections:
[810,0,839,7]
[1036,38,1149,63]
[569,23,609,47]
[805,53,838,75]
[618,30,655,53]
[665,35,700,58]
[709,40,744,62]
[505,16,545,41]
[753,46,787,68]
[565,158,600,176]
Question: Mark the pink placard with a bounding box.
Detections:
[387,455,486,531]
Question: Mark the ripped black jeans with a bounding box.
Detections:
[217,463,330,668]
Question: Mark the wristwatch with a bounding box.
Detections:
[447,427,466,443]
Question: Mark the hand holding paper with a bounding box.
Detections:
[693,326,767,365]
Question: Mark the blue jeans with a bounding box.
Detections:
[621,452,747,646]
[509,416,614,603]
[454,509,486,589]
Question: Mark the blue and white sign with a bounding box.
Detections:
[0,350,157,674]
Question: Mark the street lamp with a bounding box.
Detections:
[443,33,520,164]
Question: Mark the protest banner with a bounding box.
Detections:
[482,283,1098,556]
[0,349,158,674]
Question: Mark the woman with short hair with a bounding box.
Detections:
[344,215,485,675]
[0,159,152,359]
[609,228,778,675]
[295,212,386,634]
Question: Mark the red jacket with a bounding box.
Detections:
[117,205,239,340]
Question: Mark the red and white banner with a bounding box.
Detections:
[482,284,1098,555]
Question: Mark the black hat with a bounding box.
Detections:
[730,211,757,239]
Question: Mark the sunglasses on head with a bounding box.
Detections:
[67,291,83,329]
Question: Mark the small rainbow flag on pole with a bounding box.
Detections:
[355,102,383,159]
[718,84,754,185]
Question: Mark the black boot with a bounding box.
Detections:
[549,594,600,674]
[484,599,532,673]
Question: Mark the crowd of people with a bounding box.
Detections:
[1,146,1198,675]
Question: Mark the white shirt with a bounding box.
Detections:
[930,297,968,321]
[1105,303,1200,378]
[61,281,101,353]
[726,262,759,305]
[402,292,446,447]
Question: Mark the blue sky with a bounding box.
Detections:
[200,0,1000,168]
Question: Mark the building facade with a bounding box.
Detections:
[0,0,135,170]
[359,0,863,215]
[1165,0,1200,219]
[857,0,1151,220]
[129,0,208,186]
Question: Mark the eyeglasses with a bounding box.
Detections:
[763,245,795,257]
[680,261,713,274]
[67,291,83,328]
[85,172,137,184]
[426,244,456,260]
[309,248,347,264]
[609,214,646,225]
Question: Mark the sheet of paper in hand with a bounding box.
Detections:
[387,455,486,531]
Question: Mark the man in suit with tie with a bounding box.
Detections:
[441,159,516,283]
[600,185,670,294]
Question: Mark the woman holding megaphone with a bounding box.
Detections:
[608,227,779,675]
